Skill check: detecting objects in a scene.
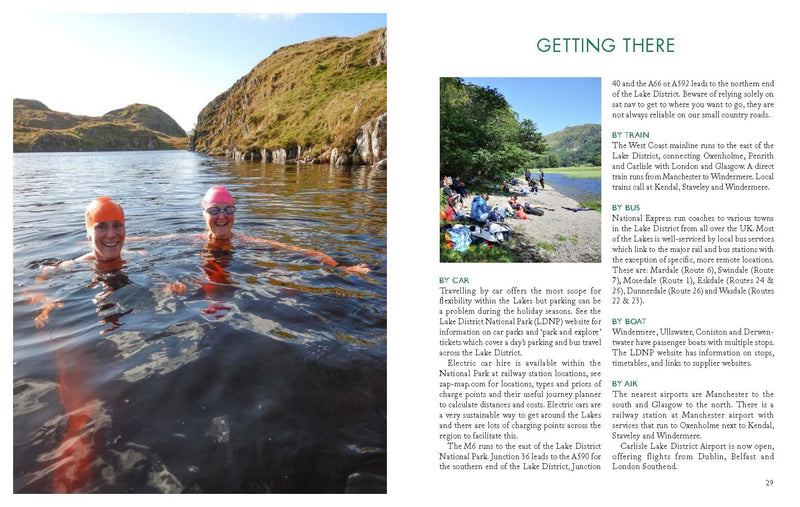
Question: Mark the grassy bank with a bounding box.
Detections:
[579,198,602,212]
[541,166,601,179]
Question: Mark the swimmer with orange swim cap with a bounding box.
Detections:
[77,197,126,263]
[200,186,370,274]
[27,197,127,491]
[22,197,131,492]
[28,197,128,327]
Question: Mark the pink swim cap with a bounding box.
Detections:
[202,186,234,208]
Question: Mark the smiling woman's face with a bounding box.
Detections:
[203,202,235,240]
[89,220,125,261]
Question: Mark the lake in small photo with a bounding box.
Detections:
[543,173,601,203]
[13,150,387,493]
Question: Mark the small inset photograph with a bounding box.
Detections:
[440,77,600,263]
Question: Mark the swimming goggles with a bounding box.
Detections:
[204,206,236,215]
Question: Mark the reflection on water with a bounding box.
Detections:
[13,152,387,493]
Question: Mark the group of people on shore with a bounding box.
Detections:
[440,169,549,224]
[525,168,546,192]
[471,193,553,223]
[441,169,545,204]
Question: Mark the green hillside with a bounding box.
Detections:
[191,27,387,165]
[13,99,188,152]
[104,103,187,138]
[541,123,601,167]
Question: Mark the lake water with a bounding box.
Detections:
[13,151,387,493]
[543,173,601,203]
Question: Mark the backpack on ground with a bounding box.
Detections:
[469,222,511,243]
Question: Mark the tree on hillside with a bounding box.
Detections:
[533,151,560,169]
[440,78,547,180]
[519,119,547,154]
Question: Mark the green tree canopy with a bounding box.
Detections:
[440,78,547,179]
[533,152,560,169]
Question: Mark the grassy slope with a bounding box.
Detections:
[542,166,602,179]
[13,100,188,151]
[192,28,386,157]
[104,104,187,138]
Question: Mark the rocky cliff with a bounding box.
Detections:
[13,100,188,152]
[191,27,387,168]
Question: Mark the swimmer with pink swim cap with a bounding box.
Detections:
[200,186,370,274]
[201,186,236,241]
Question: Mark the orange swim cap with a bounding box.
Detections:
[85,197,124,230]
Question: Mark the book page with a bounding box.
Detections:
[389,1,798,505]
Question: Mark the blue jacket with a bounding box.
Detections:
[470,195,489,221]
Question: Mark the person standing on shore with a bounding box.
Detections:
[539,169,545,189]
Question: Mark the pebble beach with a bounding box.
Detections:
[480,185,601,263]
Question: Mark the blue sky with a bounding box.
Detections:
[460,77,601,135]
[8,13,386,132]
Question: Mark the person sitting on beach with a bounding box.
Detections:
[452,176,468,197]
[441,176,464,211]
[523,202,553,216]
[508,195,541,218]
[470,193,503,223]
[200,186,370,274]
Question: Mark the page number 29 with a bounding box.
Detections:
[766,479,774,487]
